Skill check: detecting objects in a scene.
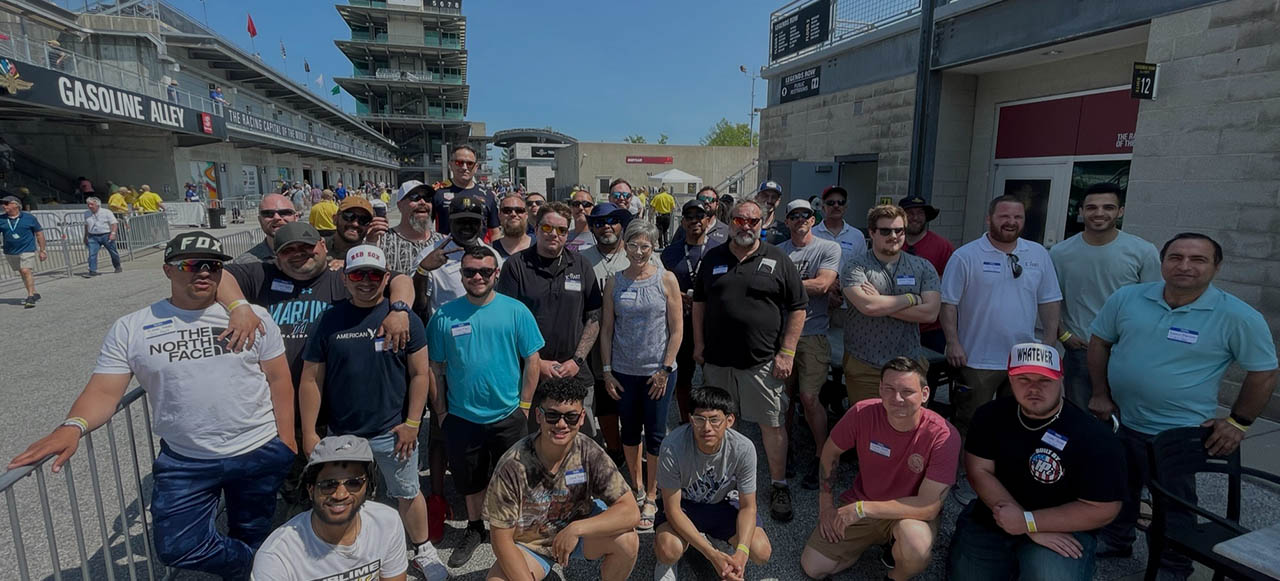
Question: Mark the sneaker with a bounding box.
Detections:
[770,483,793,522]
[113,267,123,273]
[880,541,895,568]
[447,527,485,568]
[427,493,451,545]
[81,272,96,278]
[801,463,819,490]
[31,293,40,301]
[23,295,35,308]
[413,543,450,580]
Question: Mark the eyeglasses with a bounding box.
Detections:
[167,259,223,273]
[1007,253,1023,278]
[874,227,905,237]
[346,270,386,283]
[539,223,570,236]
[590,216,622,227]
[500,206,527,215]
[527,199,545,207]
[403,192,431,203]
[451,159,477,169]
[682,212,707,221]
[461,266,496,279]
[540,407,583,426]
[339,211,372,225]
[610,192,632,200]
[625,242,653,253]
[824,199,847,207]
[690,414,727,428]
[259,209,296,218]
[315,475,367,495]
[732,217,762,228]
[570,200,594,209]
[787,212,813,221]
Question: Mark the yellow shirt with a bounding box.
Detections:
[107,193,129,214]
[123,191,138,207]
[651,192,675,214]
[135,192,164,213]
[309,200,339,230]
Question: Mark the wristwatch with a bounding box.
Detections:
[572,356,585,368]
[390,301,411,313]
[661,364,676,374]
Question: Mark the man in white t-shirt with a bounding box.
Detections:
[8,231,297,580]
[253,435,410,581]
[940,195,1061,439]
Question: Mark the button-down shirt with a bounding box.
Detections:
[814,220,867,266]
[84,207,118,235]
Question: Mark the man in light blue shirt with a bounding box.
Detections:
[1087,232,1278,576]
[1050,183,1160,408]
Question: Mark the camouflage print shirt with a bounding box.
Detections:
[483,432,630,557]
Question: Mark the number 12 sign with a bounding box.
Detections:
[1131,62,1159,100]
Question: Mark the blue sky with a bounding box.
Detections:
[167,0,780,144]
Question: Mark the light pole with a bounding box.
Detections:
[740,65,758,145]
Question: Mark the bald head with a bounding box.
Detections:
[259,193,298,240]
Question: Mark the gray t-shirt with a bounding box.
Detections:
[841,251,940,366]
[657,424,757,505]
[252,501,407,581]
[1050,230,1160,339]
[778,236,842,336]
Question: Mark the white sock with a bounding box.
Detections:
[654,562,677,581]
[772,479,788,487]
[416,540,438,555]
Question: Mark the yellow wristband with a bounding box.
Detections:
[779,348,796,357]
[1226,417,1249,433]
[855,500,866,519]
[906,293,917,306]
[416,266,429,276]
[519,400,532,410]
[1024,511,1038,533]
[62,417,89,435]
[404,418,421,428]
[735,543,750,556]
[1058,331,1073,342]
[226,299,250,312]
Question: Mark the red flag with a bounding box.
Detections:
[246,14,258,38]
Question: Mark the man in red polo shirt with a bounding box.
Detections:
[899,196,955,354]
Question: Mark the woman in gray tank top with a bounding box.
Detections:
[600,220,684,531]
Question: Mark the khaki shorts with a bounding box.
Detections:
[5,252,35,271]
[805,515,940,564]
[788,334,832,396]
[843,354,931,406]
[702,360,787,427]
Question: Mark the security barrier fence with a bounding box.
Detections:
[0,212,171,289]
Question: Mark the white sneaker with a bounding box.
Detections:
[413,542,449,581]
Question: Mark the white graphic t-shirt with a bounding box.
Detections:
[252,501,408,581]
[94,301,285,459]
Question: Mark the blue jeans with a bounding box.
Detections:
[368,430,421,499]
[151,437,294,580]
[1062,347,1092,410]
[86,232,120,273]
[615,371,675,455]
[949,502,1098,581]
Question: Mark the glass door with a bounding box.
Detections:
[992,162,1071,247]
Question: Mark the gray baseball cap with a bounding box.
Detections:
[273,222,322,253]
[305,435,373,473]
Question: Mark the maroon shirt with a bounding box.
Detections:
[904,230,955,334]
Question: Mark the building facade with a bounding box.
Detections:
[553,142,759,201]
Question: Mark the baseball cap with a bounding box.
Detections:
[785,199,813,216]
[338,196,373,215]
[164,231,232,262]
[273,222,322,252]
[822,185,848,199]
[898,195,940,220]
[396,180,435,203]
[344,245,387,273]
[448,194,485,221]
[757,180,783,195]
[0,195,20,205]
[681,199,709,216]
[305,435,373,474]
[1007,342,1063,379]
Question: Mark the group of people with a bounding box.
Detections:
[7,143,1276,581]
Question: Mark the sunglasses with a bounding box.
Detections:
[167,259,223,273]
[682,212,707,221]
[346,269,386,283]
[340,210,372,225]
[1007,253,1023,278]
[590,216,622,227]
[874,227,905,237]
[696,196,716,203]
[787,212,813,221]
[610,192,632,200]
[539,223,570,236]
[625,242,653,253]
[314,475,367,495]
[824,199,847,207]
[451,159,477,169]
[732,217,762,228]
[403,192,431,203]
[527,199,545,207]
[461,266,496,279]
[540,407,583,426]
[259,209,296,218]
[500,206,527,215]
[570,200,594,208]
[690,414,727,428]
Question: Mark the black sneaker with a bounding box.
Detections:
[801,463,819,490]
[23,295,36,308]
[113,267,123,273]
[31,293,40,301]
[448,527,485,568]
[770,483,793,522]
[880,541,895,568]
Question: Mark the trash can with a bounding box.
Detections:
[207,207,226,229]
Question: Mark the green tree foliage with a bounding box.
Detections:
[700,118,758,146]
[623,134,647,143]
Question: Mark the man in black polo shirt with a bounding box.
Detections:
[435,145,500,240]
[496,202,603,431]
[693,199,806,523]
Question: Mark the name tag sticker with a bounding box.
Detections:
[565,279,583,292]
[450,322,472,337]
[373,337,385,352]
[1042,429,1068,451]
[869,441,892,457]
[565,468,587,485]
[758,258,777,274]
[1167,327,1199,344]
[982,261,1002,273]
[712,265,728,275]
[620,290,638,301]
[895,274,917,286]
[840,240,855,248]
[271,279,295,293]
[143,319,175,339]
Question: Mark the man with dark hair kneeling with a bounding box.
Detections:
[653,386,772,581]
[484,378,641,581]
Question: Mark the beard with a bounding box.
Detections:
[597,231,618,246]
[988,223,1022,243]
[906,221,926,236]
[503,221,527,236]
[409,213,432,234]
[732,231,758,247]
[312,493,365,526]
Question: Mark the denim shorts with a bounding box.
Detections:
[518,499,607,577]
[368,430,420,499]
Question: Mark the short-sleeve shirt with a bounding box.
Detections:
[813,220,866,266]
[94,301,285,459]
[303,300,427,438]
[693,242,807,369]
[1090,282,1278,435]
[660,239,712,295]
[484,432,630,558]
[435,185,499,234]
[2,212,42,255]
[565,229,596,254]
[1050,231,1161,339]
[671,219,730,252]
[231,240,276,265]
[940,235,1062,370]
[414,239,503,315]
[903,230,954,279]
[778,236,842,336]
[426,294,544,424]
[135,192,163,213]
[378,226,444,275]
[841,252,941,366]
[84,208,118,235]
[830,399,959,504]
[651,193,676,214]
[656,424,756,505]
[495,248,603,374]
[252,501,407,581]
[309,201,339,231]
[966,397,1126,529]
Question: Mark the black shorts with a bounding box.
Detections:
[442,409,527,496]
[655,497,762,542]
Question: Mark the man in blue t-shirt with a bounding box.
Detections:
[2,195,47,307]
[427,244,544,568]
[299,245,446,579]
[333,180,347,201]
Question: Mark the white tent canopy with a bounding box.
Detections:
[648,168,703,187]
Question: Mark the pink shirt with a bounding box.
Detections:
[831,399,961,504]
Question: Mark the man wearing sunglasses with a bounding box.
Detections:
[12,231,296,580]
[813,186,867,265]
[253,435,416,581]
[414,194,504,319]
[660,200,721,421]
[484,378,639,581]
[566,190,597,252]
[231,194,299,265]
[672,186,729,248]
[754,181,791,245]
[374,180,445,278]
[494,194,532,258]
[940,195,1062,450]
[299,246,447,579]
[325,196,383,267]
[524,192,548,236]
[608,179,637,217]
[435,145,500,240]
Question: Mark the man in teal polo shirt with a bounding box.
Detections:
[1086,232,1278,578]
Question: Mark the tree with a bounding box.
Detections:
[700,118,758,146]
[498,147,514,177]
[657,133,670,145]
[623,134,647,144]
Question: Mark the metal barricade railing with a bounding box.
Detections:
[219,230,258,259]
[218,198,260,225]
[0,387,167,581]
[117,213,171,261]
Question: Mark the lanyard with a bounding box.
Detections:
[5,216,20,236]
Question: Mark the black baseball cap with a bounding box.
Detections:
[681,199,709,216]
[449,194,486,221]
[273,222,323,253]
[164,231,232,262]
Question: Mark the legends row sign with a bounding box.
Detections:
[780,65,821,104]
[770,0,830,63]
